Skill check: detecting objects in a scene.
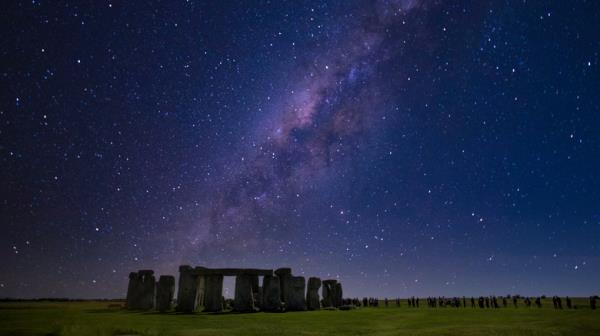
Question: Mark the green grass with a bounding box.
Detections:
[0,299,598,336]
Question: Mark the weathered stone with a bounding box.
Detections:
[285,276,306,311]
[127,265,339,314]
[262,275,282,311]
[203,274,224,312]
[176,265,205,313]
[274,268,292,304]
[233,274,257,312]
[256,286,263,309]
[137,270,156,310]
[126,272,141,309]
[334,282,343,308]
[250,275,259,296]
[125,270,156,310]
[274,268,292,276]
[156,275,175,312]
[306,277,321,310]
[322,280,337,308]
[262,275,281,311]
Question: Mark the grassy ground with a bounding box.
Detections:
[0,299,598,336]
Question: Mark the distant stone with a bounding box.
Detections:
[156,275,175,312]
[176,265,204,313]
[306,277,321,310]
[262,275,282,312]
[321,280,337,308]
[256,286,263,309]
[285,276,306,311]
[126,272,141,309]
[233,274,257,312]
[126,270,155,310]
[274,268,292,276]
[138,270,156,310]
[274,268,292,304]
[203,274,224,312]
[334,282,343,308]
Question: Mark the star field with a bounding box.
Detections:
[1,0,600,299]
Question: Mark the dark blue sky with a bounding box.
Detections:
[1,0,599,299]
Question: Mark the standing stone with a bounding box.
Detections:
[322,280,337,308]
[234,274,256,312]
[126,272,141,309]
[256,286,263,309]
[262,275,282,311]
[176,265,203,313]
[203,274,224,312]
[250,275,259,295]
[138,270,156,310]
[156,275,175,312]
[306,277,321,310]
[286,276,306,311]
[274,268,292,304]
[334,282,343,308]
[250,275,260,308]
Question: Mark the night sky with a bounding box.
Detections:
[2,0,600,299]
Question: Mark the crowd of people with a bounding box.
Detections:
[344,295,599,310]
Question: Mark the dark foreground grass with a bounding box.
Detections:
[1,299,599,336]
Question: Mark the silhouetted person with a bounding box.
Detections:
[385,298,388,307]
[566,296,572,309]
[396,298,400,307]
[590,296,597,310]
[513,297,518,308]
[535,297,541,308]
[502,297,507,308]
[485,297,490,308]
[478,297,484,308]
[416,298,419,308]
[471,297,475,308]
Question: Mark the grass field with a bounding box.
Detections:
[1,299,599,336]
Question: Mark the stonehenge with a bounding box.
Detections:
[125,266,344,313]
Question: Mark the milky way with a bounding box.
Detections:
[184,0,433,258]
[2,1,600,298]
